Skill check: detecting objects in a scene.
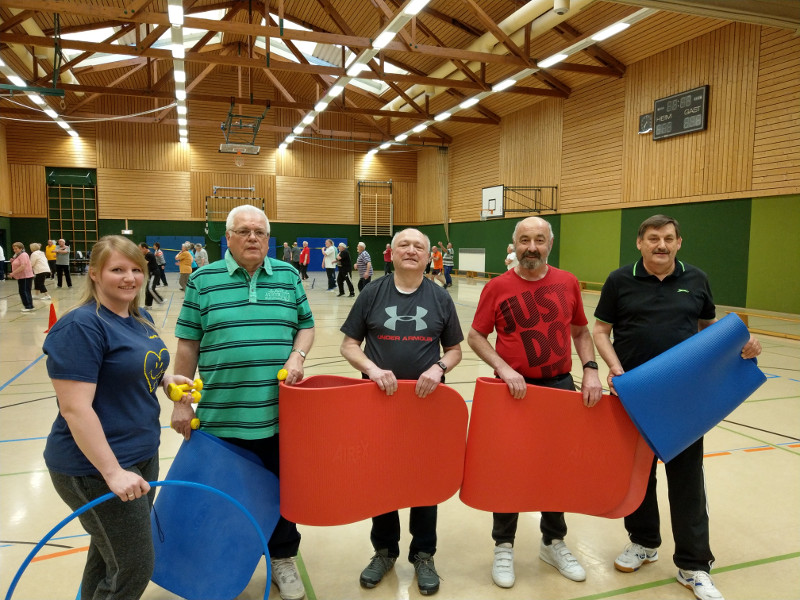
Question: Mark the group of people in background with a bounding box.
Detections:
[3,238,73,312]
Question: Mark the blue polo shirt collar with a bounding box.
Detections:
[632,257,685,279]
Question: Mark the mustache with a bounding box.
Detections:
[521,251,541,259]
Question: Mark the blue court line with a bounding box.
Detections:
[0,355,46,393]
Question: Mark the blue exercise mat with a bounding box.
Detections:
[613,313,766,463]
[151,431,281,600]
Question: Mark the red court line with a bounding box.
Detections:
[31,546,89,562]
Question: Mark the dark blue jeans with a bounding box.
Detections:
[443,265,453,286]
[17,277,33,309]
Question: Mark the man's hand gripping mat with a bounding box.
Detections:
[460,377,653,517]
[279,375,468,526]
[151,431,280,600]
[613,312,767,463]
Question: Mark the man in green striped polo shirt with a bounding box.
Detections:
[169,204,314,600]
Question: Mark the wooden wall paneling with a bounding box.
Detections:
[560,77,625,211]
[275,176,355,224]
[191,171,276,222]
[355,148,417,183]
[97,168,191,220]
[622,23,759,204]
[415,147,446,225]
[392,180,418,226]
[0,123,11,216]
[6,122,97,168]
[752,27,800,192]
[9,164,46,217]
[448,126,501,222]
[275,110,354,179]
[500,99,563,190]
[97,121,190,172]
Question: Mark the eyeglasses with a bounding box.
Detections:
[230,228,268,239]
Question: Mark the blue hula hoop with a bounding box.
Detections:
[5,480,272,600]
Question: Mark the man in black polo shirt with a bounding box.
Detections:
[593,214,761,600]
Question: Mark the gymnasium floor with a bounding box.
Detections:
[1,271,798,600]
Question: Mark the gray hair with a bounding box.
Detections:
[225,205,270,234]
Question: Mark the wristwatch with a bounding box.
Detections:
[292,349,307,359]
[436,360,447,372]
[582,361,598,370]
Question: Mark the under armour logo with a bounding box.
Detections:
[384,306,428,331]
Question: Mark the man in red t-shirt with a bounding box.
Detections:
[468,216,603,590]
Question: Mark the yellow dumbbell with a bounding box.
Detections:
[167,378,203,402]
[277,369,288,381]
[170,418,200,430]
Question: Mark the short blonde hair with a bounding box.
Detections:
[30,242,41,252]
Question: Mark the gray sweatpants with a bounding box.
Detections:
[49,454,158,600]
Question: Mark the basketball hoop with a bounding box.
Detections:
[480,209,494,221]
[234,151,244,168]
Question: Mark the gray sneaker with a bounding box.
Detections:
[360,549,396,588]
[413,552,440,595]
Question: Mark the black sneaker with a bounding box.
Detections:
[360,549,396,588]
[413,552,440,595]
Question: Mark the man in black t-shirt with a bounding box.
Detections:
[340,228,463,597]
[336,243,355,297]
[139,243,164,307]
[593,215,761,600]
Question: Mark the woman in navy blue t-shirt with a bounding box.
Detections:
[43,235,191,599]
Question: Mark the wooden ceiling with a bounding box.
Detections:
[1,0,798,146]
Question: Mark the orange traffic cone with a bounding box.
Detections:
[44,303,58,333]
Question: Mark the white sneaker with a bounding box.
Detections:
[271,557,306,600]
[539,539,586,582]
[39,295,51,300]
[492,543,515,588]
[21,307,35,312]
[677,569,724,600]
[615,542,659,572]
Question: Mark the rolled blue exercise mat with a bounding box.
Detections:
[613,313,766,463]
[150,431,281,600]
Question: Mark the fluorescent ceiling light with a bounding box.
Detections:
[314,101,328,112]
[178,117,187,126]
[592,22,630,41]
[538,53,568,69]
[176,89,186,100]
[346,63,369,77]
[460,98,479,109]
[328,84,344,96]
[56,120,70,129]
[172,44,185,59]
[44,108,58,119]
[404,0,430,15]
[302,115,314,125]
[395,133,408,142]
[492,78,516,92]
[0,57,5,67]
[179,128,188,136]
[68,129,79,138]
[180,137,188,144]
[8,75,26,87]
[412,123,428,133]
[434,112,451,122]
[167,3,184,25]
[177,105,187,115]
[379,142,391,149]
[373,31,396,50]
[286,135,295,143]
[279,143,287,150]
[30,94,46,105]
[293,126,304,134]
[367,148,377,155]
[174,70,186,83]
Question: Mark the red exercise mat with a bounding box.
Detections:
[460,377,653,517]
[279,375,469,526]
